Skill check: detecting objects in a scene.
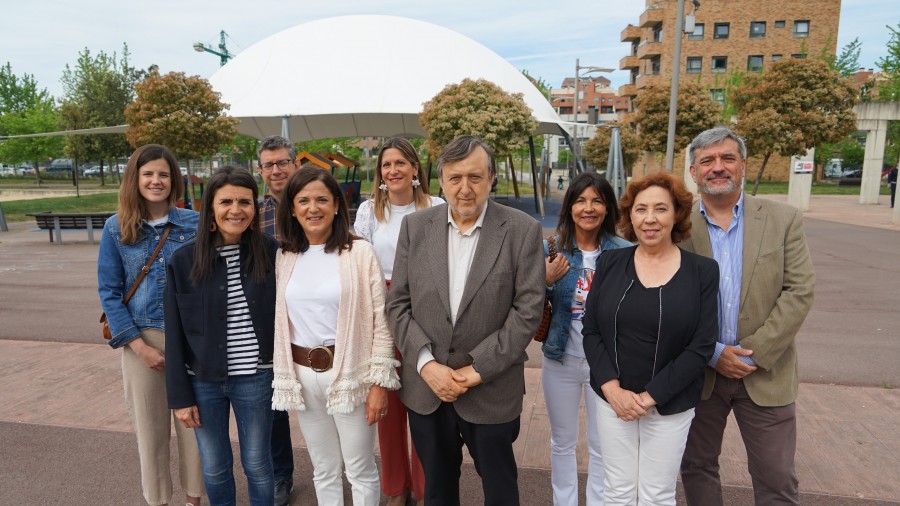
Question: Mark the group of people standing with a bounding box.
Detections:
[97,126,814,506]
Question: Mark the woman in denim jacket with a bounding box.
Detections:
[542,172,630,505]
[97,144,203,506]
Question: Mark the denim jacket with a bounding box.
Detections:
[541,233,632,362]
[97,207,199,348]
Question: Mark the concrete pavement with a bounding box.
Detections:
[0,191,898,504]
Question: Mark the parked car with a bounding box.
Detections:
[83,165,103,177]
[0,165,15,176]
[841,168,863,179]
[44,159,75,176]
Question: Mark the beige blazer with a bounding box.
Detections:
[680,195,815,406]
[386,200,545,424]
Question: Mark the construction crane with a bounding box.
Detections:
[193,30,234,66]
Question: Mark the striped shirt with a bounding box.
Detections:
[219,244,264,375]
[700,193,756,367]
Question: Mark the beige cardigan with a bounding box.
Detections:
[272,240,399,414]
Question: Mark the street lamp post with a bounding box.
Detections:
[574,59,614,173]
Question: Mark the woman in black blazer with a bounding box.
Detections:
[583,172,718,505]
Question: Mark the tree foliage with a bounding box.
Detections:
[59,45,143,184]
[419,78,538,157]
[522,70,550,98]
[633,82,721,153]
[124,70,238,163]
[874,21,900,101]
[830,37,862,78]
[732,58,858,194]
[583,122,640,174]
[0,63,64,177]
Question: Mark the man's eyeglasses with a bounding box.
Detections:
[258,159,294,172]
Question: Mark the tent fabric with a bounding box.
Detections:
[209,15,565,141]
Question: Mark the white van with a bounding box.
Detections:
[824,159,842,179]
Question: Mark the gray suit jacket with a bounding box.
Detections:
[386,200,545,424]
[680,195,815,406]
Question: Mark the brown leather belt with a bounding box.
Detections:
[291,344,335,372]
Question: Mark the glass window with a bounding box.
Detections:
[791,53,807,59]
[750,22,766,38]
[774,20,786,28]
[689,23,704,40]
[710,89,725,105]
[771,54,782,62]
[714,23,730,39]
[747,55,764,72]
[653,25,663,42]
[686,57,702,74]
[794,20,809,37]
[712,56,728,73]
[650,57,661,74]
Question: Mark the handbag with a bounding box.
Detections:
[533,236,557,343]
[100,224,173,340]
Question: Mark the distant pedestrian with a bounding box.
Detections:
[558,175,565,190]
[888,166,897,208]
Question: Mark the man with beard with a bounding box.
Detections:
[678,127,815,505]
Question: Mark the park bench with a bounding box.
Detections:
[26,211,115,244]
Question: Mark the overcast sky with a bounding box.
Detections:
[1,0,896,101]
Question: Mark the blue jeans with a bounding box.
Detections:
[192,368,275,506]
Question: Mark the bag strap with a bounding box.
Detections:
[547,235,558,262]
[122,223,173,305]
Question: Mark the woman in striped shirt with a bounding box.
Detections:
[165,167,279,506]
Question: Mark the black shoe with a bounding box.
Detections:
[274,478,293,506]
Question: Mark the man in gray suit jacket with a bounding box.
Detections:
[387,136,545,506]
[679,127,815,505]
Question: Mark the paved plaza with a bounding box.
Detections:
[0,191,898,505]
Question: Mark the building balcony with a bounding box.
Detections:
[636,41,662,59]
[620,55,640,70]
[619,84,638,97]
[636,74,663,89]
[639,8,665,28]
[621,25,641,42]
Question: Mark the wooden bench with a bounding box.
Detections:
[26,212,115,244]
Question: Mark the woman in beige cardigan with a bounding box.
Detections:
[272,167,399,506]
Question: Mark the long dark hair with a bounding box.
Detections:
[556,172,620,253]
[277,167,355,254]
[191,166,269,284]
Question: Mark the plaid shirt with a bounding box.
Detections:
[259,194,279,239]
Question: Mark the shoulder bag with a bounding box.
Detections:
[533,236,557,343]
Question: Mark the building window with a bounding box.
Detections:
[648,57,661,75]
[794,20,809,37]
[774,20,786,28]
[686,57,702,74]
[689,23,704,40]
[747,55,764,72]
[772,54,782,62]
[601,106,614,113]
[653,25,663,42]
[714,23,730,39]
[750,22,766,38]
[712,56,728,73]
[791,53,807,59]
[710,89,725,105]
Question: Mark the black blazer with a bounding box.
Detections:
[165,235,278,409]
[582,246,719,415]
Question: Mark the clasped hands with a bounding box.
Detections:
[421,361,481,402]
[600,380,656,422]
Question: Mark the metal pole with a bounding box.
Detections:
[281,115,291,141]
[0,202,8,232]
[665,0,686,172]
[528,137,544,217]
[574,58,581,173]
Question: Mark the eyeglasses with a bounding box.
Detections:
[258,159,294,172]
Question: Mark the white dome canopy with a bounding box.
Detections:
[210,15,565,142]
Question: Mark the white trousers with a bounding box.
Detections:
[542,355,604,505]
[595,399,694,506]
[294,364,380,506]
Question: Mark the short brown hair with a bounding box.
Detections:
[618,172,694,244]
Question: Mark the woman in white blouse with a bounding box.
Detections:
[272,167,399,506]
[353,137,442,505]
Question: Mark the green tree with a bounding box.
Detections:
[829,37,862,78]
[874,21,900,102]
[59,45,142,185]
[522,70,551,98]
[583,122,640,174]
[732,58,858,195]
[420,78,539,158]
[0,63,64,182]
[124,70,238,175]
[633,82,721,153]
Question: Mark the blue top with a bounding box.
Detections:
[699,193,756,367]
[97,207,199,349]
[541,232,632,362]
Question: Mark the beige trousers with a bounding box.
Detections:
[122,328,204,505]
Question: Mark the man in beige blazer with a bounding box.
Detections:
[678,127,815,505]
[387,136,545,505]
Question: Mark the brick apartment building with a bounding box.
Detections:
[620,0,842,181]
[551,76,631,122]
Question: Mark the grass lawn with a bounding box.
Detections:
[747,180,890,195]
[0,193,120,222]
